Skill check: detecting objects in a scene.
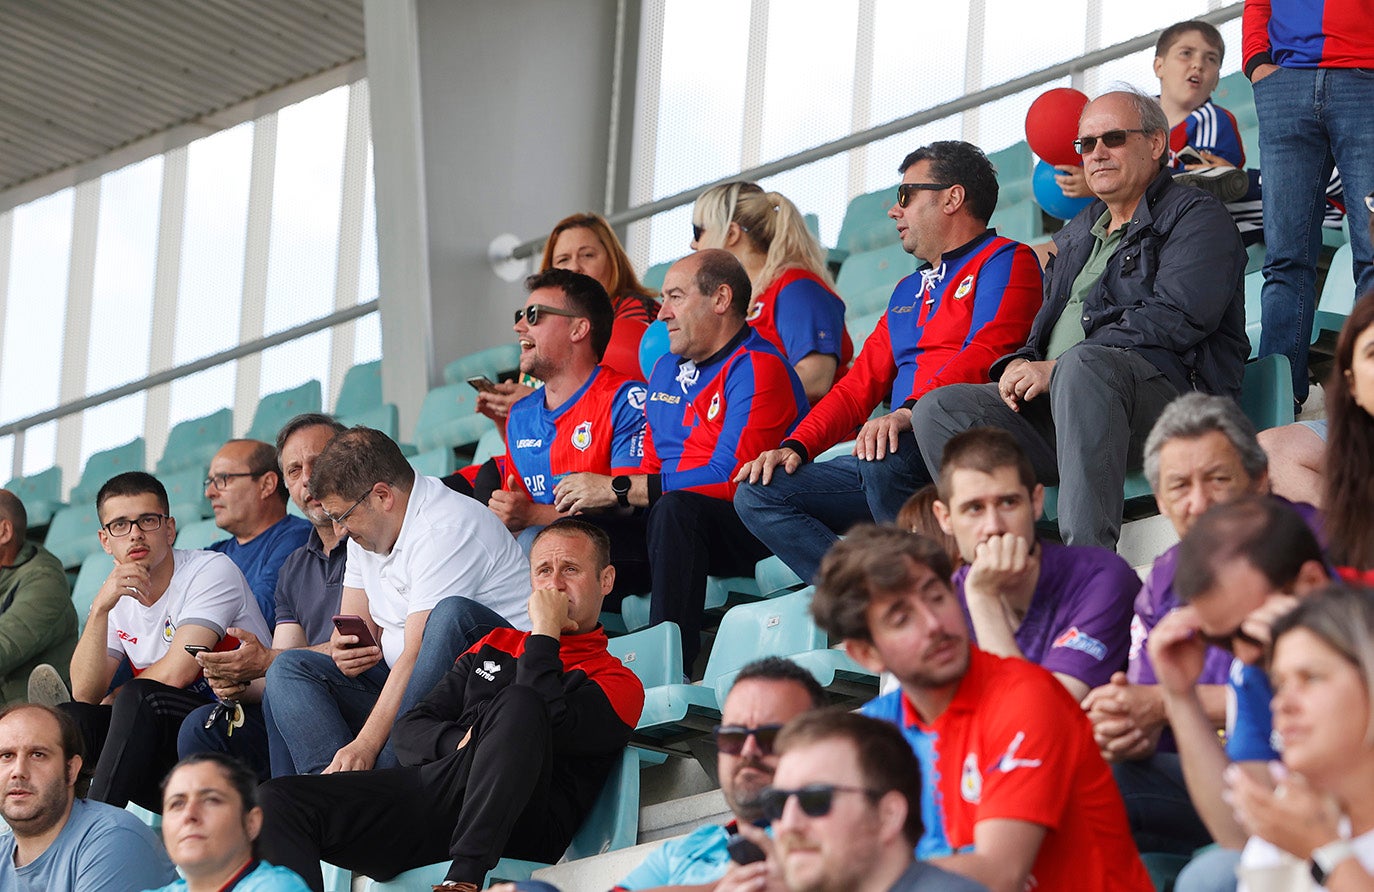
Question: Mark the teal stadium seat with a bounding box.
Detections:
[1240,353,1295,432]
[69,438,146,508]
[608,622,684,689]
[846,308,886,353]
[755,554,804,596]
[641,261,673,294]
[442,344,521,387]
[5,466,63,527]
[833,186,900,262]
[633,588,827,745]
[175,518,225,551]
[1313,242,1357,345]
[246,381,322,443]
[835,243,917,317]
[334,360,383,417]
[340,403,401,441]
[1244,269,1263,359]
[1214,71,1257,132]
[163,467,212,523]
[776,646,879,704]
[987,142,1034,202]
[408,447,457,479]
[71,552,115,633]
[470,427,505,466]
[413,383,494,453]
[619,574,762,632]
[989,199,1044,245]
[156,408,232,476]
[364,747,641,889]
[43,504,103,570]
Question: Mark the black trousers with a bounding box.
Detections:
[62,677,211,812]
[646,490,772,668]
[257,685,574,891]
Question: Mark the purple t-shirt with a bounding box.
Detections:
[953,540,1138,689]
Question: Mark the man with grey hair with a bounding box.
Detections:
[913,89,1248,551]
[1082,393,1309,858]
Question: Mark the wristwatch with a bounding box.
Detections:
[611,475,631,508]
[1311,838,1355,886]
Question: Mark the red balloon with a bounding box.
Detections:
[1025,88,1089,167]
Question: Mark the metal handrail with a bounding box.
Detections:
[500,2,1243,262]
[0,299,378,438]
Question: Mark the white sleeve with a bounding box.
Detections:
[175,553,256,639]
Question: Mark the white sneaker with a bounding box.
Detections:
[27,664,71,706]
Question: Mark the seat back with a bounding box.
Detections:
[246,381,322,442]
[156,408,232,475]
[835,243,916,316]
[163,467,212,523]
[1240,353,1295,432]
[340,403,400,441]
[441,344,521,386]
[174,518,225,551]
[607,622,683,689]
[1318,242,1357,319]
[43,504,103,569]
[334,360,383,417]
[413,383,493,452]
[5,466,63,526]
[72,552,115,633]
[408,447,457,479]
[834,187,900,257]
[701,587,827,688]
[641,261,673,294]
[470,427,505,466]
[70,439,146,507]
[564,747,641,860]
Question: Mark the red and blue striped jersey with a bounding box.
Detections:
[1169,100,1245,169]
[1243,0,1374,71]
[747,268,854,374]
[788,231,1042,457]
[640,327,807,501]
[503,366,647,503]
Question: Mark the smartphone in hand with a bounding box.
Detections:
[332,614,380,649]
[466,376,499,394]
[184,644,211,656]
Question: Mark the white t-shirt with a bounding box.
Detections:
[343,474,530,667]
[105,549,272,670]
[1239,820,1374,890]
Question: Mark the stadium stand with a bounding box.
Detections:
[245,381,323,442]
[4,466,63,527]
[155,409,233,476]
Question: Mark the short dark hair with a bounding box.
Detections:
[0,490,28,542]
[898,141,999,223]
[937,428,1037,505]
[96,471,170,518]
[732,656,827,708]
[162,751,259,810]
[530,518,612,571]
[0,704,89,796]
[225,439,287,504]
[1155,20,1225,62]
[308,427,415,503]
[692,249,752,317]
[775,708,924,846]
[812,526,954,642]
[1175,496,1327,603]
[524,268,617,361]
[275,413,345,459]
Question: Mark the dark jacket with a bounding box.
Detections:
[991,167,1248,398]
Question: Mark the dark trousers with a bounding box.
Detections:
[179,700,271,781]
[646,490,772,667]
[257,685,573,891]
[62,677,210,812]
[1112,752,1214,856]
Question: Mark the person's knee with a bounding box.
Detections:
[266,646,332,687]
[177,705,222,758]
[486,684,548,729]
[733,480,772,518]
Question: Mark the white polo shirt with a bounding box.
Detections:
[105,549,272,671]
[344,473,530,667]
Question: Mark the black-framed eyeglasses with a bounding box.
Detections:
[103,513,170,537]
[203,472,261,490]
[897,182,955,208]
[514,303,584,327]
[713,724,784,756]
[1073,129,1149,155]
[1364,191,1374,214]
[323,490,372,527]
[758,784,883,821]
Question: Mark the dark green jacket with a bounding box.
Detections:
[0,541,78,705]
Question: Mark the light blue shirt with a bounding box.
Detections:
[145,859,311,892]
[0,798,176,892]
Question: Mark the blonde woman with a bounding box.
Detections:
[691,182,852,402]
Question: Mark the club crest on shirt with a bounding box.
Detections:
[746,301,764,322]
[960,752,982,802]
[626,386,647,411]
[162,617,176,643]
[571,421,592,452]
[954,275,974,299]
[706,392,721,421]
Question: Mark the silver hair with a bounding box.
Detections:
[1093,86,1171,167]
[1143,392,1268,492]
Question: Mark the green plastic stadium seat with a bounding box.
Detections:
[43,505,103,570]
[156,408,232,476]
[755,554,804,596]
[441,344,521,387]
[641,261,673,294]
[834,186,903,264]
[5,466,63,527]
[836,243,917,317]
[70,439,146,508]
[470,427,505,466]
[846,309,886,354]
[1313,242,1357,345]
[162,467,212,524]
[1240,353,1295,432]
[1244,269,1264,360]
[334,360,383,417]
[1214,71,1257,132]
[775,646,879,703]
[987,142,1034,201]
[413,383,495,453]
[619,574,763,633]
[989,199,1044,245]
[408,447,458,479]
[340,403,400,441]
[608,622,683,690]
[174,518,225,551]
[71,552,115,633]
[246,381,322,443]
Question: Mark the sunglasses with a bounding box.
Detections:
[897,182,954,208]
[758,783,882,821]
[514,303,584,326]
[712,724,784,756]
[692,223,707,242]
[1073,129,1149,155]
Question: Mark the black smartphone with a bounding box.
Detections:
[1176,145,1206,166]
[466,375,498,394]
[727,833,766,865]
[332,614,380,649]
[184,644,210,656]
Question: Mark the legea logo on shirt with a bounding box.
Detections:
[475,660,501,682]
[516,438,543,448]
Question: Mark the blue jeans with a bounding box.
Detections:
[733,431,931,584]
[1112,752,1212,856]
[263,596,512,776]
[1174,844,1239,892]
[1254,65,1374,403]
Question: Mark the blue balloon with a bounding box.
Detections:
[639,319,672,380]
[1032,159,1094,221]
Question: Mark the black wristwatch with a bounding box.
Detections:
[611,475,631,508]
[1311,839,1355,886]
